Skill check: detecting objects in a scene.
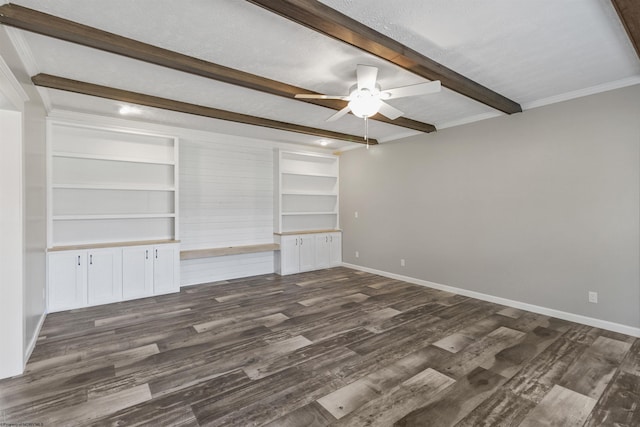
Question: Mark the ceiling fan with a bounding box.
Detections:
[295,64,441,123]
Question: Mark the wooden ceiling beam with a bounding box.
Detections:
[247,0,522,115]
[611,0,640,59]
[0,3,434,134]
[31,74,378,145]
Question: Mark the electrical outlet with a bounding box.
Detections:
[400,259,405,267]
[355,211,359,218]
[355,251,359,258]
[588,291,598,304]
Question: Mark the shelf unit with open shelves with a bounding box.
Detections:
[47,120,179,248]
[274,150,339,234]
[46,119,181,310]
[274,149,342,275]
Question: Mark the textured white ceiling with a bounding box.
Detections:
[319,0,640,102]
[6,0,640,148]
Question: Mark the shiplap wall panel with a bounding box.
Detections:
[180,252,274,286]
[179,138,275,285]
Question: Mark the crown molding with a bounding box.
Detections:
[436,111,504,131]
[522,76,640,110]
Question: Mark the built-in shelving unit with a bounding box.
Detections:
[46,120,181,311]
[274,150,339,234]
[47,120,179,248]
[274,149,341,275]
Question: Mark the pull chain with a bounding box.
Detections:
[365,116,369,150]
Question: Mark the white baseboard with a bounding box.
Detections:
[24,311,46,367]
[343,262,640,338]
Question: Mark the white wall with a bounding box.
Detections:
[0,26,49,378]
[0,109,25,378]
[340,85,640,331]
[179,137,275,285]
[22,99,47,357]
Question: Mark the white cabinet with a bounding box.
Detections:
[275,231,341,275]
[152,244,180,295]
[315,234,332,269]
[298,235,316,272]
[315,232,342,269]
[278,235,316,275]
[48,251,87,311]
[87,248,122,306]
[279,236,301,275]
[48,242,180,312]
[122,243,179,298]
[48,248,121,310]
[122,246,154,299]
[329,232,342,266]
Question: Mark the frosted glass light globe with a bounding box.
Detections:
[348,88,382,118]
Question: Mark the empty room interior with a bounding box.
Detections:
[1,1,640,426]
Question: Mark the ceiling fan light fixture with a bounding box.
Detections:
[296,65,441,132]
[348,88,382,118]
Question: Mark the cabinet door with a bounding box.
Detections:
[329,232,342,266]
[87,248,123,306]
[122,246,154,299]
[299,235,316,272]
[48,251,87,312]
[315,234,331,269]
[280,235,301,275]
[153,244,179,294]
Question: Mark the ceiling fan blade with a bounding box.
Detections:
[295,94,349,100]
[383,80,441,99]
[356,65,378,91]
[378,101,404,120]
[326,105,351,122]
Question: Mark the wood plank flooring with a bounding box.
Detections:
[1,267,639,426]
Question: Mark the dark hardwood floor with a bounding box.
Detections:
[1,267,639,426]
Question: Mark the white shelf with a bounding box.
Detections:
[281,211,337,216]
[281,171,337,178]
[281,151,337,161]
[53,213,176,221]
[275,149,339,234]
[52,183,175,191]
[52,151,175,165]
[281,191,338,196]
[48,120,179,247]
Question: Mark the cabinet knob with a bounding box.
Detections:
[155,249,158,259]
[77,255,81,266]
[300,238,303,245]
[146,250,149,259]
